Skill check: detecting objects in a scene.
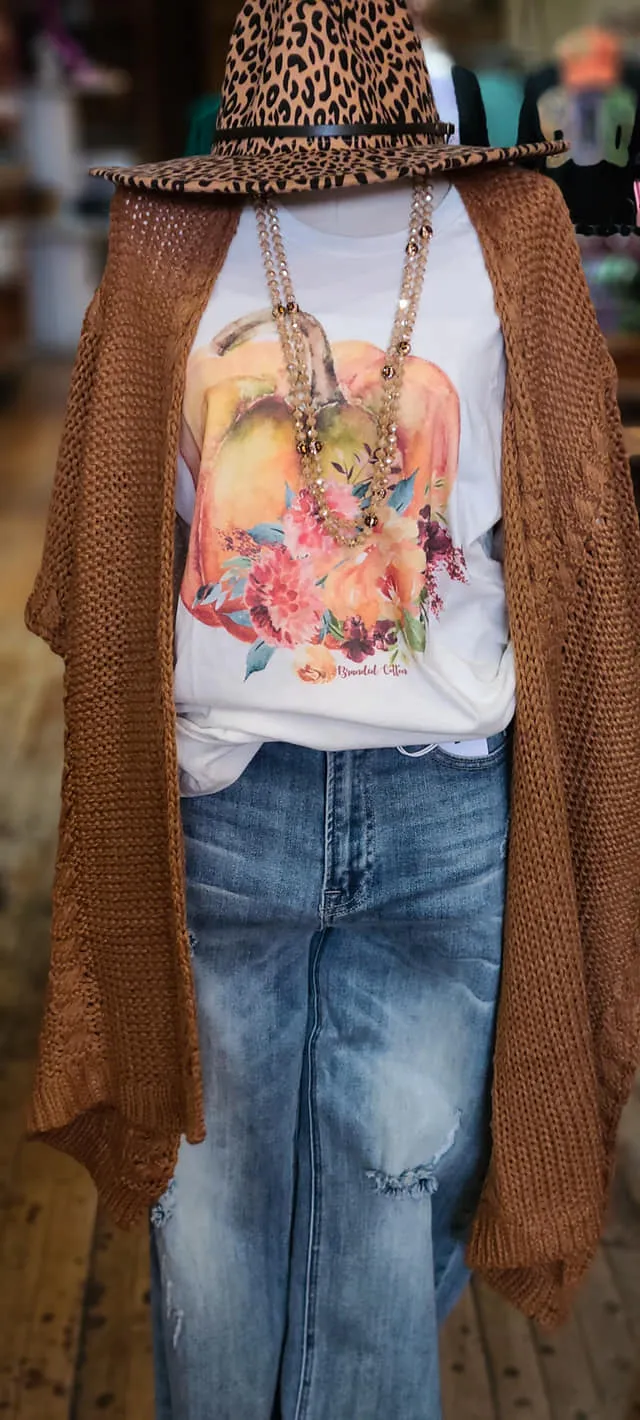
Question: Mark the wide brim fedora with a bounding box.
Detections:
[93,0,567,197]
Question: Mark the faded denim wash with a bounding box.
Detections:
[150,736,510,1420]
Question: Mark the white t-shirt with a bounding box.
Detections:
[174,185,514,795]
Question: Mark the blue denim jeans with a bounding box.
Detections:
[150,736,510,1420]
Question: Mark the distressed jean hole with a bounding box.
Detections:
[366,1163,440,1198]
[366,1111,461,1199]
[150,1176,177,1229]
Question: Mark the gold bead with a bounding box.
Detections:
[397,339,411,356]
[381,365,395,381]
[273,303,287,318]
[364,514,379,529]
[419,224,432,240]
[310,440,323,455]
[297,441,309,456]
[287,300,299,314]
[406,240,419,256]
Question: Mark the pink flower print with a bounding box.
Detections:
[417,504,467,619]
[418,505,467,582]
[283,481,361,560]
[423,567,444,619]
[341,616,375,662]
[372,619,399,651]
[378,566,400,604]
[245,545,324,647]
[325,480,361,522]
[417,504,452,564]
[445,544,468,584]
[220,529,260,558]
[283,488,334,559]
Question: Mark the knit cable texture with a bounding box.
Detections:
[25,170,640,1326]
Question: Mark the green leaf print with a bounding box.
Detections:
[387,471,417,516]
[223,577,248,598]
[244,640,276,680]
[319,608,344,642]
[223,555,254,571]
[227,609,254,628]
[193,582,224,608]
[401,610,426,655]
[246,523,285,545]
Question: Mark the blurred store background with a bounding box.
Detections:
[0,1,639,1417]
[5,0,640,384]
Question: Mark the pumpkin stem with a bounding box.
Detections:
[210,309,344,411]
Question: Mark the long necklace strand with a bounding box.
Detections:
[255,178,434,548]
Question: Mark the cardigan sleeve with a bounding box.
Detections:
[25,283,104,658]
[563,353,640,1143]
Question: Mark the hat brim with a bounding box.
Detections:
[91,139,567,197]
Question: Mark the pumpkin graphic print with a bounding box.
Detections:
[180,311,467,683]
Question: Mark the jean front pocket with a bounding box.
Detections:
[433,729,509,770]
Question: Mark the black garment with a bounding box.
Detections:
[452,65,490,147]
[518,62,640,230]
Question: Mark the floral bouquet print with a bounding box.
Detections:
[180,312,467,682]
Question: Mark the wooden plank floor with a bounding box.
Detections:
[0,366,639,1419]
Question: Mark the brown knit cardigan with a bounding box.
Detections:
[26,166,640,1327]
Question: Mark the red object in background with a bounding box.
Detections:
[556,25,622,91]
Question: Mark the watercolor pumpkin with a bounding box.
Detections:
[180,309,465,673]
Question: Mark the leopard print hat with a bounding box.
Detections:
[93,0,566,196]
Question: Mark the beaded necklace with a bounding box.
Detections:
[254,178,434,548]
